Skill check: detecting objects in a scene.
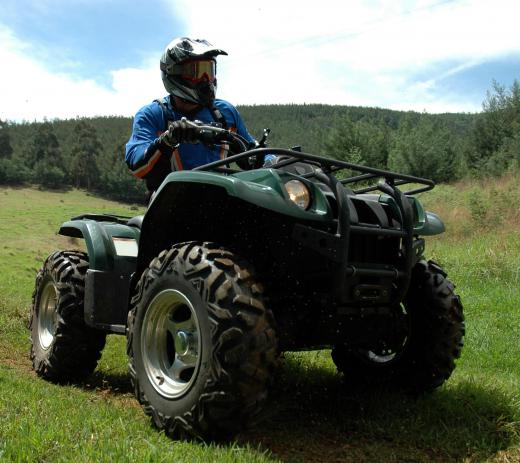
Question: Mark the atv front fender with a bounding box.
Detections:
[136,169,332,280]
[414,211,445,236]
[151,169,331,221]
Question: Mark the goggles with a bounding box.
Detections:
[163,60,216,83]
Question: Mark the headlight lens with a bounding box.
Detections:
[284,180,311,210]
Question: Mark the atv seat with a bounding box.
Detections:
[127,215,144,229]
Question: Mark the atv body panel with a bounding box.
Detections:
[57,147,444,346]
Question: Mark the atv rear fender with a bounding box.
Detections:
[59,217,140,333]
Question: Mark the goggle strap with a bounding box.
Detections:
[160,62,169,72]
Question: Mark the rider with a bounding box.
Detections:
[125,37,259,194]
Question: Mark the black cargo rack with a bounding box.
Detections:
[194,147,435,195]
[196,148,435,304]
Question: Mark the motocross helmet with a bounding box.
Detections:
[160,37,228,107]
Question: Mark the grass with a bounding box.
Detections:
[1,180,520,462]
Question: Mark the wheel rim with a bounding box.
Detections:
[38,279,58,350]
[359,304,409,364]
[141,289,202,399]
[364,348,400,363]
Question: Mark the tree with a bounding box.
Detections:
[325,117,363,164]
[325,116,389,169]
[25,121,67,189]
[388,115,458,183]
[466,79,520,174]
[0,157,31,185]
[26,121,63,167]
[0,119,13,159]
[97,141,147,203]
[69,120,102,190]
[34,162,67,189]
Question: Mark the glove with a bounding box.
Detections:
[158,117,199,147]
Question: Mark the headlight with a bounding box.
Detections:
[284,180,311,210]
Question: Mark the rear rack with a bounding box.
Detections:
[71,213,133,225]
[199,148,434,304]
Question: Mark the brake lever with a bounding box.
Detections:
[258,128,271,148]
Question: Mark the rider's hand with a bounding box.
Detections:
[158,118,199,147]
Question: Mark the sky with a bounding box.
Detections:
[0,0,519,122]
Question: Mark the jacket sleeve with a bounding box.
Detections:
[125,104,168,178]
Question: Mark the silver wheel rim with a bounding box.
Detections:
[361,334,409,364]
[365,349,399,363]
[38,279,58,350]
[362,305,409,364]
[141,289,202,399]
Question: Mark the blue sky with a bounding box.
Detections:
[0,0,182,87]
[1,0,519,121]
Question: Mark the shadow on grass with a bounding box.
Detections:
[80,370,134,396]
[74,354,518,463]
[238,356,519,463]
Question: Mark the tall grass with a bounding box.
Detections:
[1,180,520,462]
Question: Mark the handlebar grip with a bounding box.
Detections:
[196,126,231,144]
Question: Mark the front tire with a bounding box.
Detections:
[332,260,465,393]
[127,242,278,441]
[29,250,107,382]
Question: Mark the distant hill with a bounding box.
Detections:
[7,104,477,158]
[237,104,475,154]
[1,103,487,202]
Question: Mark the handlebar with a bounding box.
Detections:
[185,119,249,152]
[194,123,230,144]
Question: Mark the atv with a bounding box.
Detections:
[29,122,464,441]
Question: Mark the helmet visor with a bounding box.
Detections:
[166,60,216,83]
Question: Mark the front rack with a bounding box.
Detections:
[193,147,435,195]
[195,147,434,305]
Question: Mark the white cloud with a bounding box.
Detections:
[0,25,163,122]
[168,0,520,111]
[1,0,520,121]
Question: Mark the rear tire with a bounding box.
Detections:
[29,250,106,382]
[127,242,278,441]
[332,260,465,393]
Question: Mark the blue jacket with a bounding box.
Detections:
[125,96,255,191]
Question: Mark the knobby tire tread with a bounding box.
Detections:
[332,259,465,393]
[29,250,106,382]
[127,241,278,441]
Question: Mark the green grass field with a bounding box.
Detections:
[1,180,519,462]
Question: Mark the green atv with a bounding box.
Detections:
[29,123,464,440]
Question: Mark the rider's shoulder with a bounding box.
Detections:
[213,99,241,124]
[135,97,172,123]
[213,99,238,112]
[136,99,162,116]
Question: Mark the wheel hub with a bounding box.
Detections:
[174,330,192,357]
[141,289,202,399]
